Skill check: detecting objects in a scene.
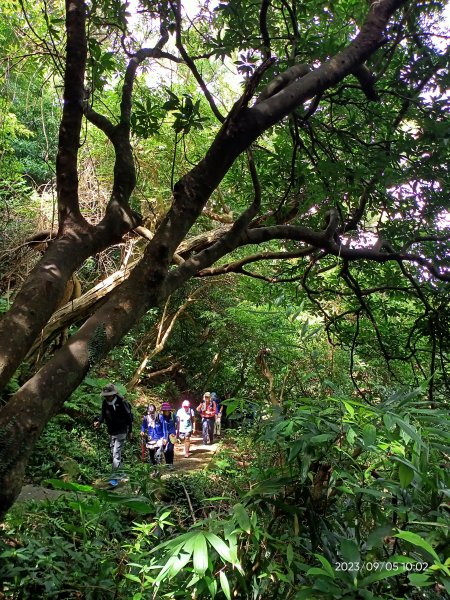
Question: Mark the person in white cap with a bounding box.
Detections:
[94,383,133,471]
[176,400,196,458]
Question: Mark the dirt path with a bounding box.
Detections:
[169,433,219,473]
[15,433,220,503]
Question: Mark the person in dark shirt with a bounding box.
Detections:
[94,383,133,471]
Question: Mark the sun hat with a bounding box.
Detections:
[182,400,190,407]
[161,402,172,411]
[204,391,211,397]
[101,384,118,396]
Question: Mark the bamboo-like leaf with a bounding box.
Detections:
[233,503,251,533]
[394,531,439,561]
[219,570,232,600]
[192,533,208,575]
[205,532,233,563]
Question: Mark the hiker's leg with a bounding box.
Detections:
[154,445,163,465]
[109,435,115,466]
[164,442,174,464]
[184,433,191,457]
[112,433,127,470]
[148,447,156,465]
[208,419,214,444]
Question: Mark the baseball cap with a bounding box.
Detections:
[161,402,172,411]
[182,400,190,407]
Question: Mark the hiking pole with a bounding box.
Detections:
[95,428,102,471]
[141,437,146,462]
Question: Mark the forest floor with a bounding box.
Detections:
[15,433,220,504]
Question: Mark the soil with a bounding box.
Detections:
[169,433,219,472]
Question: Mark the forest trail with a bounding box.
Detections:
[169,433,219,473]
[15,434,220,503]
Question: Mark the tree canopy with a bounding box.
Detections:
[0,0,449,517]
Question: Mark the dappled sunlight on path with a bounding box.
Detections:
[169,433,219,473]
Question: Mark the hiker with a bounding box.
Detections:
[140,404,165,465]
[94,384,133,471]
[160,402,177,466]
[197,392,216,445]
[176,400,196,458]
[211,392,223,437]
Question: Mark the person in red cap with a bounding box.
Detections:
[176,400,196,458]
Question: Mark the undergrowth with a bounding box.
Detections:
[1,388,449,599]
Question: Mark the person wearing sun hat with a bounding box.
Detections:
[176,400,196,458]
[94,383,133,471]
[160,402,177,466]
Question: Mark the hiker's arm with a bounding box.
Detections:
[94,404,104,428]
[161,415,168,443]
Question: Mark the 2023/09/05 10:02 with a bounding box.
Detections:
[335,562,429,572]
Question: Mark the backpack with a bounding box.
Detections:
[118,395,133,423]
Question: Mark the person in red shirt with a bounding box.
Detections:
[197,392,216,445]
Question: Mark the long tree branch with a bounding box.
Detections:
[56,0,88,232]
[169,0,224,123]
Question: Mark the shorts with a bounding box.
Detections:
[178,432,192,440]
[146,439,164,449]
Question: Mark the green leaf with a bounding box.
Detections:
[392,416,423,447]
[360,566,407,585]
[205,533,233,563]
[408,573,434,587]
[313,554,335,578]
[219,570,231,600]
[167,552,192,578]
[366,525,394,549]
[310,433,335,444]
[124,573,142,583]
[398,462,414,488]
[45,479,94,493]
[306,567,332,577]
[343,401,355,419]
[287,543,294,565]
[233,503,251,533]
[192,533,208,575]
[394,531,439,561]
[340,539,360,564]
[362,423,377,446]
